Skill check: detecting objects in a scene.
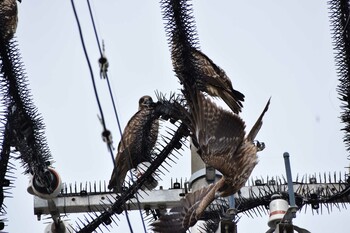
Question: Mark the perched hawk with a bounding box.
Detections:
[172,47,245,113]
[152,92,270,232]
[0,0,20,41]
[108,95,159,192]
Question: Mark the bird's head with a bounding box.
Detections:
[138,95,155,110]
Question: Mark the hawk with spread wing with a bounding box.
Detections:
[152,92,270,232]
[0,0,20,41]
[172,47,245,113]
[108,95,159,193]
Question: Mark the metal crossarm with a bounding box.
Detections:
[33,181,350,220]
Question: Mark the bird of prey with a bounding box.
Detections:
[152,92,270,232]
[172,47,245,113]
[0,0,20,41]
[108,95,159,192]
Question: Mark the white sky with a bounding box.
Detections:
[3,0,349,232]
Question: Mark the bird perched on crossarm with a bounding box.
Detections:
[0,0,21,41]
[108,95,159,193]
[152,93,270,232]
[172,47,245,114]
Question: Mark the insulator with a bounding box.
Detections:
[27,167,62,199]
[44,221,74,233]
[101,129,113,144]
[268,194,289,228]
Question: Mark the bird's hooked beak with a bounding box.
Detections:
[144,98,156,108]
[138,95,156,110]
[18,0,22,3]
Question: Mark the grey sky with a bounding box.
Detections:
[3,1,348,232]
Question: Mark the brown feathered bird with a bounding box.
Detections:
[172,47,245,113]
[0,0,20,41]
[108,95,159,192]
[152,92,270,232]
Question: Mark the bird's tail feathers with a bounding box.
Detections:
[182,178,226,228]
[107,167,124,193]
[151,183,215,233]
[222,90,244,114]
[246,97,271,142]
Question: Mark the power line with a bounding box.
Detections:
[85,2,148,232]
[70,0,115,169]
[86,0,124,137]
[70,1,134,233]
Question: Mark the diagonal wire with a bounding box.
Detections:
[86,0,123,136]
[70,0,115,195]
[70,1,134,232]
[85,1,148,232]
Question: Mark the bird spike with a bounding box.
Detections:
[160,0,206,105]
[0,21,53,204]
[75,123,189,232]
[328,0,350,159]
[0,122,16,224]
[160,0,200,52]
[235,173,350,218]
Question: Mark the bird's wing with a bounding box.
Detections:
[192,49,228,87]
[151,183,218,233]
[107,147,132,191]
[246,98,271,142]
[107,111,140,191]
[192,49,245,113]
[108,106,159,191]
[193,92,245,158]
[151,211,186,233]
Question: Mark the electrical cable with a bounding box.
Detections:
[70,1,134,232]
[86,0,124,135]
[70,0,115,168]
[86,1,148,232]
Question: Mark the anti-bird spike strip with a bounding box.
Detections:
[234,173,350,218]
[160,0,200,101]
[0,4,56,227]
[0,6,18,228]
[76,126,189,232]
[75,97,190,232]
[32,171,350,231]
[0,122,14,229]
[161,0,245,114]
[0,1,60,228]
[0,20,53,176]
[328,0,350,159]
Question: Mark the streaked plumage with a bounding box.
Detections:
[172,47,245,113]
[152,184,215,233]
[0,0,19,41]
[152,93,270,232]
[108,95,159,192]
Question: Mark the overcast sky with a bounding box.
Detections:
[3,1,349,232]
